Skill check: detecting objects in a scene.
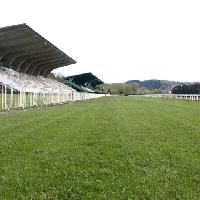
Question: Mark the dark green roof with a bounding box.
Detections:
[64,72,103,88]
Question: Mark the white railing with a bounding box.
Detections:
[0,67,105,111]
[144,94,200,101]
[0,86,105,111]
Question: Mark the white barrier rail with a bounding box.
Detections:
[0,86,105,111]
[144,94,200,101]
[0,68,105,111]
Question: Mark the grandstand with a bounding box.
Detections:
[64,72,104,93]
[0,24,104,110]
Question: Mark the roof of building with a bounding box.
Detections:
[64,72,103,88]
[0,24,76,77]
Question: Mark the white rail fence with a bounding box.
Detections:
[0,85,105,111]
[0,68,105,111]
[144,94,200,101]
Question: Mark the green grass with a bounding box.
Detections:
[0,96,200,199]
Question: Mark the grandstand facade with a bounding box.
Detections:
[0,24,104,110]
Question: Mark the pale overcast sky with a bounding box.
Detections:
[1,0,200,83]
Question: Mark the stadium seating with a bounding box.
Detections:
[0,67,74,93]
[0,24,105,111]
[0,68,105,110]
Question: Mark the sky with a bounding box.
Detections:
[0,0,200,83]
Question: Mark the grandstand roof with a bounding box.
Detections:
[64,72,103,88]
[0,24,76,77]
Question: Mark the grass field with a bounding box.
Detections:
[0,96,200,199]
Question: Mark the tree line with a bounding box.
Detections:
[172,83,200,94]
[102,83,162,95]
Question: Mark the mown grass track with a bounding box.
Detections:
[0,96,200,199]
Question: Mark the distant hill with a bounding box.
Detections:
[103,79,197,95]
[126,79,191,93]
[127,80,162,89]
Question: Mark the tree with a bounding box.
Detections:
[95,84,104,92]
[105,83,138,95]
[124,84,137,95]
[172,83,200,94]
[48,72,65,83]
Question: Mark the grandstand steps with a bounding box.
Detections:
[0,67,105,111]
